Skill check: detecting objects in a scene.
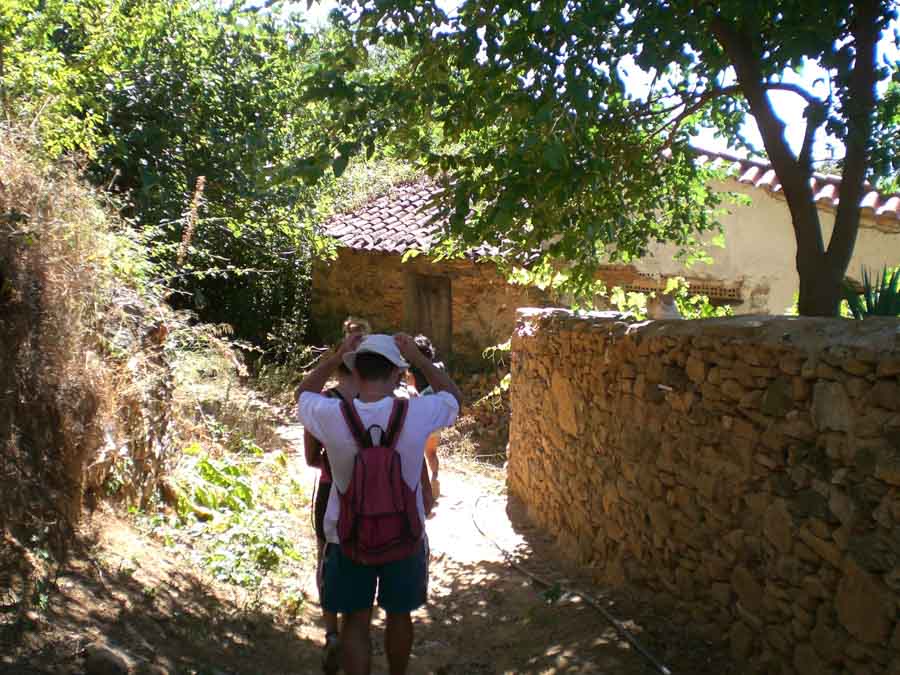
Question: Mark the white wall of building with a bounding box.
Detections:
[635,179,900,314]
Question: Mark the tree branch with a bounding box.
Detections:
[798,100,827,173]
[708,13,824,261]
[645,81,823,148]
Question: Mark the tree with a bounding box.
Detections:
[302,0,900,315]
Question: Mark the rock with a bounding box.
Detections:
[796,528,842,568]
[730,621,755,661]
[811,616,843,664]
[685,355,707,384]
[872,381,900,411]
[812,382,853,432]
[828,488,855,525]
[835,559,893,644]
[876,358,900,377]
[550,371,579,435]
[762,378,793,417]
[85,641,132,675]
[875,453,900,486]
[794,643,828,675]
[763,500,793,554]
[731,565,763,616]
[135,664,169,675]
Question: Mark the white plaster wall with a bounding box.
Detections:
[635,178,900,314]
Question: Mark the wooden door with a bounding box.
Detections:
[406,274,452,359]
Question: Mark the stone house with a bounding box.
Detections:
[311,148,900,365]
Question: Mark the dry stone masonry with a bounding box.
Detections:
[507,309,900,675]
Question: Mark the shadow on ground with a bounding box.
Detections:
[1,467,735,675]
[0,518,324,675]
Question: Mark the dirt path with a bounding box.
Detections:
[2,418,730,675]
[279,421,654,675]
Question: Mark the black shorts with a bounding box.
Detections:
[314,479,331,543]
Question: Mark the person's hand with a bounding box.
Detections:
[336,331,363,358]
[394,333,423,364]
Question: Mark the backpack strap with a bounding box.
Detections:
[327,387,348,404]
[340,400,372,448]
[339,398,409,450]
[382,399,409,450]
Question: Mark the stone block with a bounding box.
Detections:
[722,379,747,401]
[763,500,794,554]
[732,565,764,616]
[796,528,842,568]
[762,377,793,417]
[780,356,803,376]
[875,453,900,486]
[811,614,844,664]
[685,355,707,384]
[792,376,811,402]
[842,358,874,377]
[876,358,900,377]
[794,643,830,675]
[835,559,893,644]
[812,382,853,433]
[551,370,580,435]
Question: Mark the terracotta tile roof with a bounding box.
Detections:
[323,178,443,253]
[694,146,900,228]
[324,151,900,253]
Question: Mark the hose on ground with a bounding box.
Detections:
[471,495,673,675]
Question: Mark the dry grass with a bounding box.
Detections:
[0,126,169,554]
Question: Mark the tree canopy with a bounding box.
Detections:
[2,0,412,352]
[303,0,900,315]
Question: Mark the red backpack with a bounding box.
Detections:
[336,398,423,565]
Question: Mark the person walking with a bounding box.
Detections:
[302,317,370,673]
[296,333,461,675]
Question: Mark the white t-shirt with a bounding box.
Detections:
[297,391,459,543]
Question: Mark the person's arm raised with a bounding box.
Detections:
[296,333,362,402]
[394,333,463,408]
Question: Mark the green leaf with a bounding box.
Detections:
[332,153,350,178]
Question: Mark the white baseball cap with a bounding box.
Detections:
[343,334,409,371]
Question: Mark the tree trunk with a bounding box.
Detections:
[709,2,880,318]
[797,250,844,316]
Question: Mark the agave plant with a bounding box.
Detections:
[842,266,900,319]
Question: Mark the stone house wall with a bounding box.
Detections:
[311,248,549,366]
[508,309,900,674]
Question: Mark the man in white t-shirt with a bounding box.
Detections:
[297,332,461,675]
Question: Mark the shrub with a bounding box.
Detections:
[842,266,900,319]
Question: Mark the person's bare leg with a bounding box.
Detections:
[341,609,372,675]
[324,609,339,635]
[318,541,341,673]
[385,612,413,675]
[316,541,340,631]
[425,433,440,497]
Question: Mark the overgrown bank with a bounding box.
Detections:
[0,129,175,548]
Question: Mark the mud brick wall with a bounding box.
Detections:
[507,308,900,675]
[311,249,548,365]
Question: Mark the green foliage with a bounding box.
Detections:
[842,266,900,319]
[202,509,300,588]
[168,445,303,589]
[306,0,899,316]
[482,339,511,368]
[609,277,733,321]
[84,3,329,351]
[6,1,416,353]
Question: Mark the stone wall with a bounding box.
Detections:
[508,309,900,674]
[311,248,549,365]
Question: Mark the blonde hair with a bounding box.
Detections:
[342,316,371,337]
